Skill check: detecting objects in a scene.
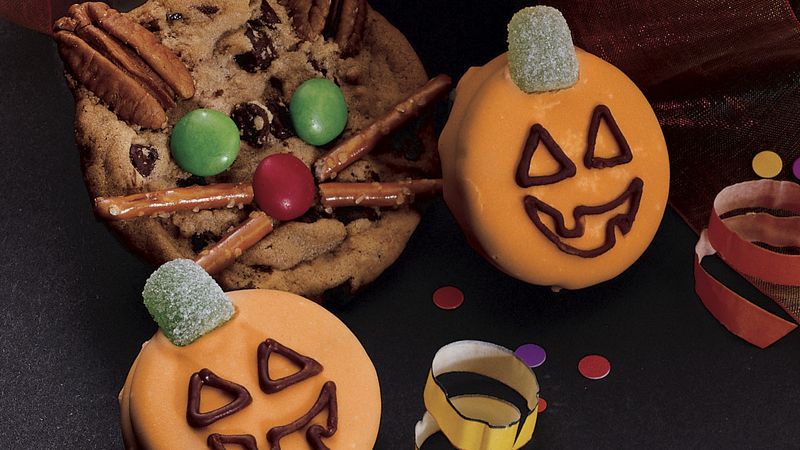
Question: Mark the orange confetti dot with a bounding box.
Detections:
[752,151,783,179]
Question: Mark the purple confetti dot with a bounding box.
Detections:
[515,343,547,368]
[793,157,800,181]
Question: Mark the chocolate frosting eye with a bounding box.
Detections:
[584,104,633,169]
[515,123,577,187]
[257,338,323,394]
[187,368,253,428]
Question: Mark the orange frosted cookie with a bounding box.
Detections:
[119,260,380,449]
[439,6,669,289]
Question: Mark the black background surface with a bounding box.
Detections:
[1,1,799,448]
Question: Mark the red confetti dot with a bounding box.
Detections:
[578,355,611,380]
[537,397,548,413]
[432,286,464,310]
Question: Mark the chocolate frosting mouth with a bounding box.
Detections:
[522,177,644,258]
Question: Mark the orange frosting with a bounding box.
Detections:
[119,289,380,449]
[439,49,670,289]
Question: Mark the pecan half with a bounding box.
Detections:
[282,0,330,41]
[325,0,367,57]
[283,0,367,57]
[53,2,194,128]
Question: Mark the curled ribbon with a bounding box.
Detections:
[414,341,540,449]
[694,180,800,348]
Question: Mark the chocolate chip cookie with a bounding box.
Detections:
[59,0,441,300]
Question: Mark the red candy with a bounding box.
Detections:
[253,154,316,221]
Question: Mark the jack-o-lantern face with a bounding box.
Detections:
[516,105,643,259]
[439,49,670,289]
[119,290,381,449]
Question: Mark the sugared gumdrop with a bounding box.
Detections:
[142,259,234,346]
[507,6,579,93]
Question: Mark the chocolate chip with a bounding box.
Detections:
[140,19,161,32]
[322,279,354,310]
[266,99,295,139]
[176,175,208,187]
[235,24,277,73]
[234,3,280,73]
[196,5,219,15]
[250,1,280,29]
[191,231,219,253]
[166,12,183,22]
[309,58,328,77]
[129,144,158,177]
[269,77,284,95]
[333,206,379,225]
[212,89,224,98]
[231,102,271,148]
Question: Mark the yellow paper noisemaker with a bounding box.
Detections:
[414,341,540,449]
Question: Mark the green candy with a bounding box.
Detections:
[290,78,348,146]
[142,259,234,346]
[170,109,241,176]
[507,6,579,93]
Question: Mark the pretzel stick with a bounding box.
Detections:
[319,179,442,209]
[195,211,274,275]
[314,74,452,181]
[94,183,254,221]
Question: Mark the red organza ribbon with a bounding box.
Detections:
[547,0,800,345]
[0,0,74,35]
[548,0,800,231]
